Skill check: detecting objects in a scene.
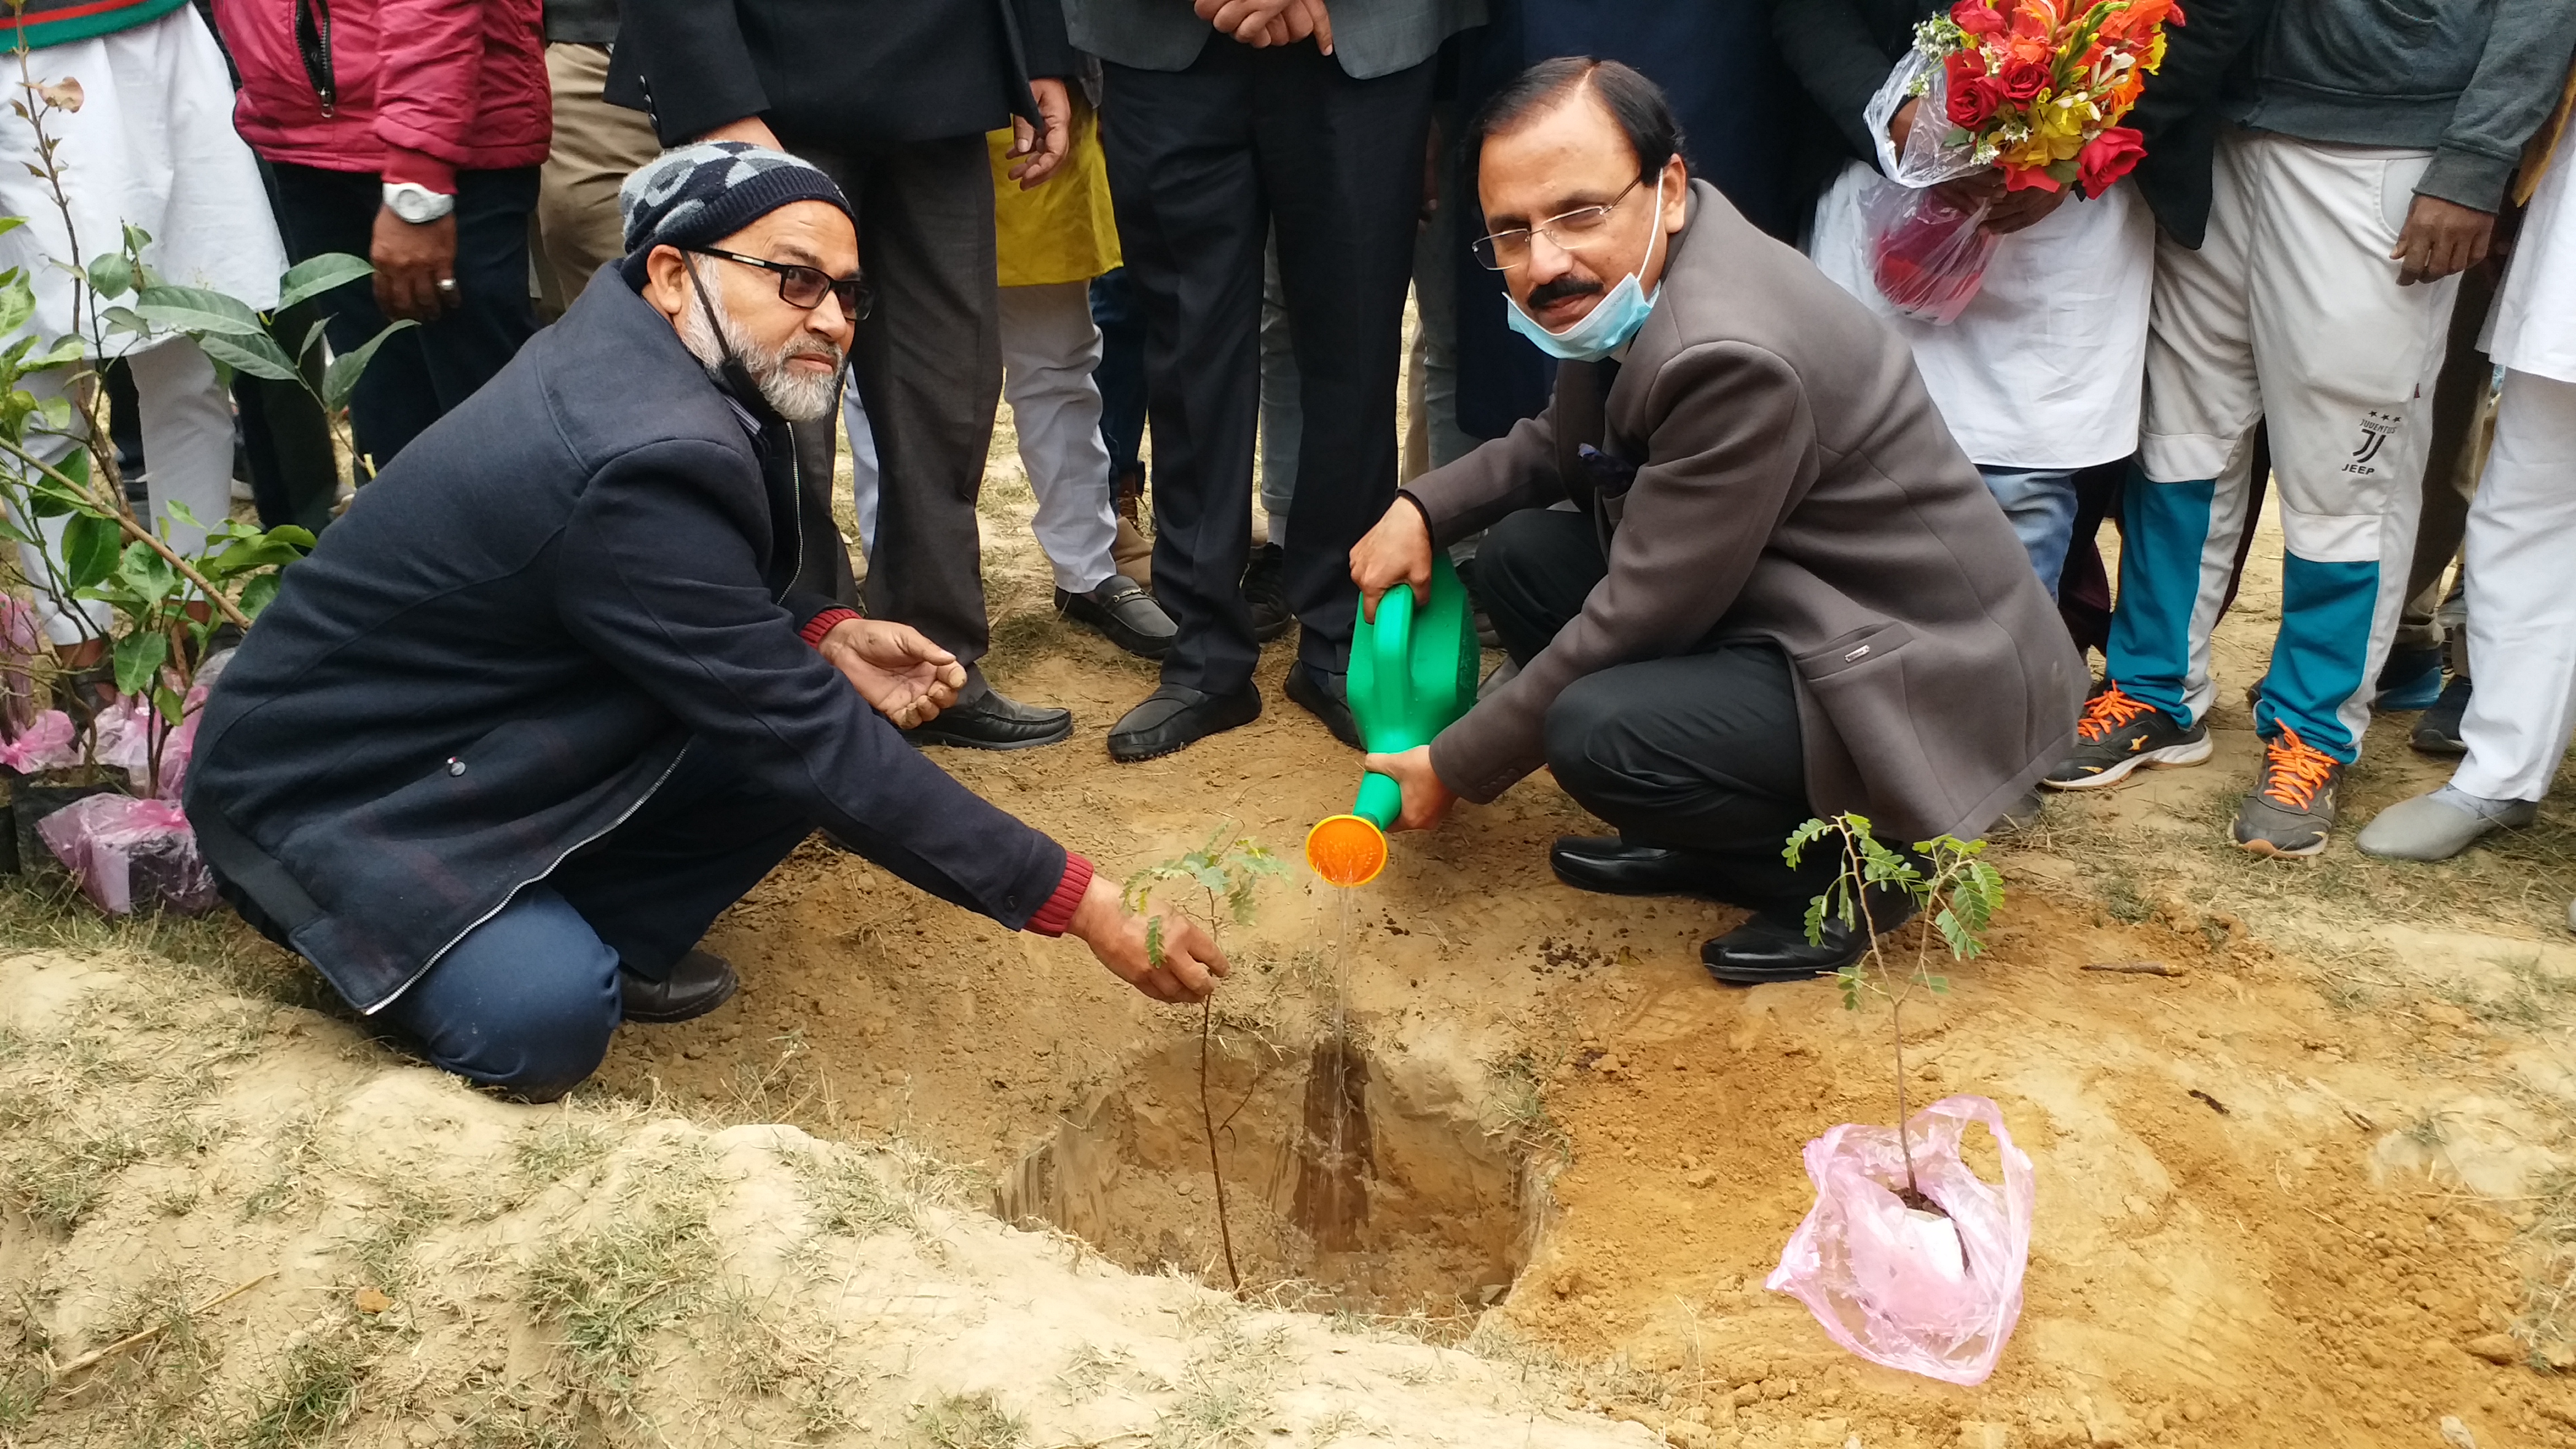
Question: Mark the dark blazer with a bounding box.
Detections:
[1405,181,2082,842]
[1770,0,2277,248]
[1062,0,1483,80]
[608,0,1076,150]
[186,271,1071,1015]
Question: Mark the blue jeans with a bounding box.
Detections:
[373,746,811,1101]
[1978,466,2081,602]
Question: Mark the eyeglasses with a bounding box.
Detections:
[687,247,875,320]
[1472,177,1645,272]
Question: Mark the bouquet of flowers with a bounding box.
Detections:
[1859,0,2185,322]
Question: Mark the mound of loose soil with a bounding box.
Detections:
[0,949,1650,1446]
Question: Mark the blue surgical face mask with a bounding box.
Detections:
[1503,173,1668,362]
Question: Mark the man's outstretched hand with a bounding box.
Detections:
[1067,875,1230,1003]
[816,617,967,728]
[1365,745,1457,832]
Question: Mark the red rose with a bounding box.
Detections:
[1946,73,2006,129]
[1998,56,2052,103]
[1950,1,2006,36]
[2078,126,2148,198]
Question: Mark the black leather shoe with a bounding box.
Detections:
[1700,896,1921,986]
[1108,681,1261,763]
[1284,661,1360,749]
[620,949,737,1024]
[1549,835,1726,899]
[903,684,1073,750]
[1243,543,1291,643]
[1058,576,1176,660]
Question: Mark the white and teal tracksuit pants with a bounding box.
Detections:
[2106,130,2460,763]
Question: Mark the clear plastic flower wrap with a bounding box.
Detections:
[1859,50,1999,324]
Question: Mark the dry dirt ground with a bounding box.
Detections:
[7,414,2576,1448]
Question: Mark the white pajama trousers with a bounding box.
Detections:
[841,281,1118,593]
[2107,130,2457,761]
[12,334,235,646]
[2452,372,2576,801]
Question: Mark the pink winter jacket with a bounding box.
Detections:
[208,0,550,191]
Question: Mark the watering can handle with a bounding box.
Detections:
[1372,581,1413,712]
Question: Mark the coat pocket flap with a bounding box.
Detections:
[1792,621,1915,681]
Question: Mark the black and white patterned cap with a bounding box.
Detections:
[617,141,854,282]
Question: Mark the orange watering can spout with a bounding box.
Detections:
[1305,813,1389,889]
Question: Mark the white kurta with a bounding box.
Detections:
[2490,121,2576,386]
[0,7,285,352]
[1810,159,2154,472]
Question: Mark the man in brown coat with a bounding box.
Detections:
[1351,58,2080,984]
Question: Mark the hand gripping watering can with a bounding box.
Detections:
[1303,552,1481,888]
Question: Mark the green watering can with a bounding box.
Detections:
[1304,552,1481,888]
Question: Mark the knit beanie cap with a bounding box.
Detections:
[618,141,854,284]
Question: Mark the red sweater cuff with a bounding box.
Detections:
[1025,852,1093,937]
[799,607,861,648]
[379,145,458,193]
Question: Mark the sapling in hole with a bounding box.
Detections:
[1787,813,2002,1211]
[1123,825,1282,1290]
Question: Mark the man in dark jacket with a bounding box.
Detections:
[609,0,1082,750]
[185,146,1223,1103]
[1350,61,2080,984]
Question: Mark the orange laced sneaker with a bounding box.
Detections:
[2043,683,2213,790]
[2233,727,2346,858]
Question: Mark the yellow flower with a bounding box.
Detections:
[2034,94,2091,162]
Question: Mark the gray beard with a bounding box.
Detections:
[678,268,845,422]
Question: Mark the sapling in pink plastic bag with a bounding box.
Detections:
[37,793,216,916]
[1769,815,2029,1385]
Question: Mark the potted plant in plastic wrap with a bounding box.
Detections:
[1767,814,2035,1385]
[0,49,405,914]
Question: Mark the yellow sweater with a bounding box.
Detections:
[989,105,1121,288]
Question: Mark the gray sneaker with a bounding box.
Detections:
[2357,786,2536,862]
[2042,684,2212,790]
[2231,730,2345,858]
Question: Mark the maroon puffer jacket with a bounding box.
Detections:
[207,0,550,190]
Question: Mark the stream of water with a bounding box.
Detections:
[1294,887,1371,1251]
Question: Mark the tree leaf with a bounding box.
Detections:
[195,329,299,383]
[131,285,266,337]
[86,251,131,300]
[238,570,282,618]
[275,252,375,312]
[111,628,168,698]
[0,273,36,337]
[1144,914,1165,970]
[323,319,416,411]
[59,509,119,589]
[115,539,177,607]
[296,315,332,362]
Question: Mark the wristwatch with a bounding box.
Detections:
[381,182,456,224]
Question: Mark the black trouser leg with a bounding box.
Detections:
[1101,45,1433,693]
[544,745,815,979]
[1478,508,1839,915]
[1101,54,1268,693]
[265,164,541,472]
[804,138,1001,670]
[1261,50,1434,679]
[236,295,342,536]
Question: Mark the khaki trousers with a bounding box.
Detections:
[534,44,662,318]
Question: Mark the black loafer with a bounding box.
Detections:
[1700,898,1920,986]
[903,684,1073,750]
[1058,577,1176,660]
[1243,543,1291,643]
[1108,681,1261,762]
[620,949,737,1024]
[1549,835,1726,899]
[1284,661,1360,749]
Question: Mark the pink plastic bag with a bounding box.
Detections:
[1862,183,1999,325]
[0,709,81,774]
[1766,1095,2034,1385]
[36,793,216,916]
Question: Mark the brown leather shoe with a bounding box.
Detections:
[619,949,737,1024]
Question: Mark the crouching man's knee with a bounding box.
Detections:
[375,888,623,1104]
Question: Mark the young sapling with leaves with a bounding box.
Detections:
[1123,827,1283,1289]
[1787,813,2003,1213]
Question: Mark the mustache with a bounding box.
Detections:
[1527,273,1604,310]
